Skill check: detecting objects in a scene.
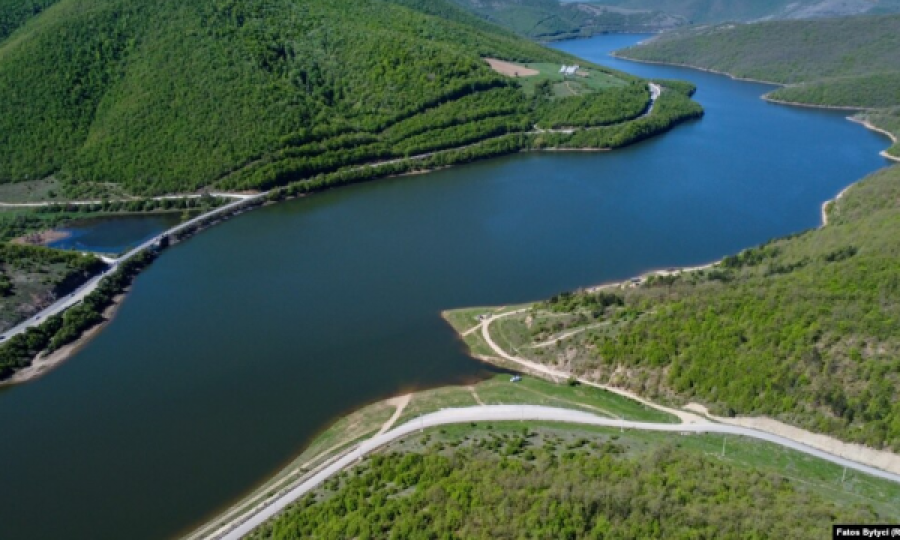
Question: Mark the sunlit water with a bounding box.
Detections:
[0,34,892,540]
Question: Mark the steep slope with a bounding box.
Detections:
[616,14,900,158]
[450,164,900,450]
[0,0,686,197]
[573,0,900,23]
[0,0,59,42]
[449,0,686,40]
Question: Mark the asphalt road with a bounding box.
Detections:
[218,404,900,539]
[1,194,265,343]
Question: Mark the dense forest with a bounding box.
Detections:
[497,164,900,450]
[0,0,694,197]
[447,0,685,40]
[249,427,886,539]
[617,14,900,158]
[0,0,58,41]
[587,0,900,23]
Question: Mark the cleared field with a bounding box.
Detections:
[514,62,627,97]
[484,57,539,77]
[0,178,62,203]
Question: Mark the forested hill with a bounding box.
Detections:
[0,0,59,41]
[473,163,900,450]
[568,0,900,23]
[447,0,686,41]
[0,0,697,198]
[616,14,900,158]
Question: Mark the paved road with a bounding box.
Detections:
[1,82,663,343]
[1,194,266,343]
[218,404,900,539]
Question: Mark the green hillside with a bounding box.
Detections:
[247,425,897,539]
[573,0,900,23]
[617,14,900,158]
[449,0,686,40]
[0,0,698,198]
[449,163,900,451]
[0,0,59,42]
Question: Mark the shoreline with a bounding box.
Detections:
[847,116,900,163]
[586,260,719,293]
[11,228,72,246]
[761,94,873,111]
[611,52,900,164]
[451,299,900,477]
[0,293,126,386]
[609,52,782,86]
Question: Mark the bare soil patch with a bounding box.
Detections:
[484,58,538,77]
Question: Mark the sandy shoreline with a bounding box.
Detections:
[11,228,71,246]
[612,53,900,164]
[586,260,719,293]
[847,116,900,163]
[0,293,126,386]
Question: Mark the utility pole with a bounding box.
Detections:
[842,467,847,483]
[721,436,727,457]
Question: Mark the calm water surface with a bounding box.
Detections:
[48,213,181,254]
[0,35,893,540]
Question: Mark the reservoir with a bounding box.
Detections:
[47,213,181,254]
[0,34,893,540]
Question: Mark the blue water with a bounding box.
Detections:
[0,35,893,540]
[47,213,180,254]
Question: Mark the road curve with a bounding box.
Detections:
[218,404,900,539]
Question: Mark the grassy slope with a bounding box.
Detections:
[450,0,686,40]
[247,424,900,539]
[0,0,692,198]
[448,164,900,450]
[617,14,900,158]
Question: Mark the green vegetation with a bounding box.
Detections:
[0,0,59,42]
[0,196,228,242]
[0,244,104,336]
[512,62,625,97]
[0,251,152,379]
[0,0,699,198]
[449,164,900,450]
[617,14,900,157]
[585,0,900,23]
[532,87,704,149]
[858,107,900,157]
[619,15,900,85]
[449,0,685,41]
[248,424,898,539]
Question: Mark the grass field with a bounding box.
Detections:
[0,178,63,203]
[514,62,626,98]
